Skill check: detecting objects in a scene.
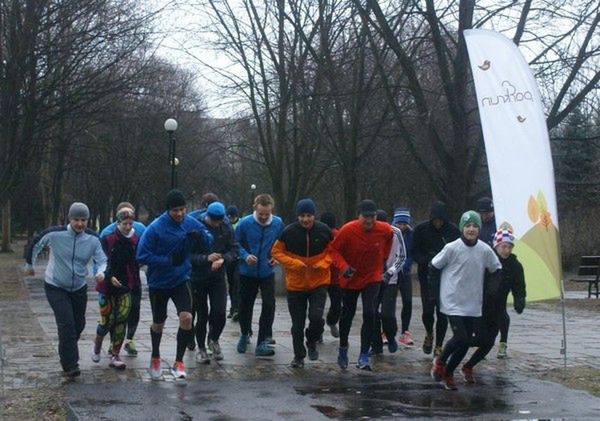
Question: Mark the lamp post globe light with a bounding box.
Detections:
[164,118,178,189]
[250,184,256,211]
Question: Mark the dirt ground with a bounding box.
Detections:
[0,388,67,421]
[539,366,600,398]
[0,247,67,420]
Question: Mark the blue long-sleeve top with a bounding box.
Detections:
[26,225,107,291]
[401,227,414,274]
[136,211,213,289]
[100,220,146,239]
[235,212,284,279]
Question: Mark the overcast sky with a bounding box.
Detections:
[153,0,244,118]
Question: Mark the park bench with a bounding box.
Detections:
[571,256,600,298]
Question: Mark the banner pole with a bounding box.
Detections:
[560,278,567,368]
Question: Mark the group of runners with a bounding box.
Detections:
[25,190,526,390]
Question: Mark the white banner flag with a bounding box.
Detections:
[464,29,561,301]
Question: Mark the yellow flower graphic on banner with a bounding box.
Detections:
[527,196,539,222]
[527,191,553,229]
[519,189,562,300]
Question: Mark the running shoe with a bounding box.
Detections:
[399,331,414,346]
[196,348,210,364]
[497,342,508,359]
[171,361,186,379]
[124,340,138,357]
[208,339,224,361]
[443,373,458,390]
[109,355,126,370]
[422,334,433,354]
[431,357,446,382]
[337,347,349,369]
[290,358,304,368]
[149,357,162,380]
[237,334,249,353]
[64,366,81,378]
[461,366,475,384]
[306,341,319,361]
[387,336,398,353]
[328,323,340,338]
[356,353,371,370]
[92,340,102,363]
[255,341,275,357]
[433,346,443,357]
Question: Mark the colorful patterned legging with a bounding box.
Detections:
[96,293,131,353]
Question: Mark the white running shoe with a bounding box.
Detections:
[208,339,224,361]
[196,348,210,364]
[171,361,186,379]
[149,357,162,380]
[109,355,126,370]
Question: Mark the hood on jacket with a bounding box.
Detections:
[429,201,449,223]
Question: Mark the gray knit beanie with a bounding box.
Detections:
[68,202,90,219]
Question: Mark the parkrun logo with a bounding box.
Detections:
[481,80,534,107]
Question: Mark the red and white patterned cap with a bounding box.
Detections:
[493,228,514,248]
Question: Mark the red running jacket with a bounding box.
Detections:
[329,220,393,290]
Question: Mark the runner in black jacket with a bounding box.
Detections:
[412,201,460,356]
[190,202,238,363]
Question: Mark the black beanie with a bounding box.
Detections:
[296,198,316,216]
[376,209,388,222]
[430,201,449,222]
[226,205,239,217]
[320,212,337,229]
[165,189,186,210]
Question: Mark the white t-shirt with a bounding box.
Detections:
[431,238,501,317]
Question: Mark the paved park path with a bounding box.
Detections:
[2,246,600,419]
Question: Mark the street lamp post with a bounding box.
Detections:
[250,184,256,212]
[164,118,178,189]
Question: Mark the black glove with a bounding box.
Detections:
[343,267,356,278]
[171,249,185,266]
[514,297,526,314]
[427,263,441,306]
[187,230,203,240]
[111,238,134,267]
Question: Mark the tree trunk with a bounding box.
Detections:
[1,200,12,252]
[342,170,358,222]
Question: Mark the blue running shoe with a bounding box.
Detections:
[255,341,275,356]
[356,353,371,370]
[237,334,249,354]
[337,347,349,369]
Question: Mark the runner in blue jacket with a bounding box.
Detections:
[136,189,212,380]
[235,193,284,357]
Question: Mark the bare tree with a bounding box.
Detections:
[353,0,600,217]
[177,0,334,220]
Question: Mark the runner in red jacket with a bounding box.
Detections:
[329,200,393,370]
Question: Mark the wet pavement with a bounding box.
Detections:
[65,371,600,420]
[2,253,600,419]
